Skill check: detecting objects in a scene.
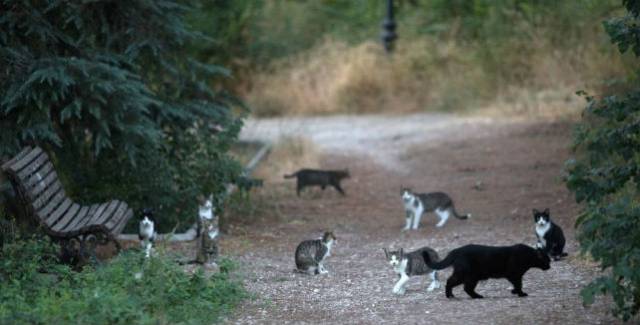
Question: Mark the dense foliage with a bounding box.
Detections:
[566,0,640,321]
[0,1,245,232]
[0,237,245,324]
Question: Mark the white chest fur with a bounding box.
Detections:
[536,222,551,248]
[393,258,408,275]
[323,240,334,259]
[403,195,421,212]
[536,222,550,238]
[139,218,155,240]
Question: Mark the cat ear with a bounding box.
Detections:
[532,208,539,215]
[543,208,550,215]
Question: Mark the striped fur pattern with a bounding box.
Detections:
[295,231,336,275]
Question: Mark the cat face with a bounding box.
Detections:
[533,208,551,226]
[401,188,414,203]
[535,248,551,270]
[198,195,214,220]
[140,216,153,229]
[383,248,404,267]
[142,208,154,221]
[322,231,337,243]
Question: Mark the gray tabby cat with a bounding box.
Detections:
[401,188,471,230]
[196,195,219,265]
[383,247,441,295]
[295,231,336,275]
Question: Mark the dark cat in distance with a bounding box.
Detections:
[421,244,550,299]
[284,169,350,196]
[534,208,568,261]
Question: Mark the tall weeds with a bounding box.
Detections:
[248,33,627,117]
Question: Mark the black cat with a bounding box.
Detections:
[533,208,567,260]
[284,169,350,196]
[421,244,550,299]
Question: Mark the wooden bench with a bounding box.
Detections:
[1,146,133,257]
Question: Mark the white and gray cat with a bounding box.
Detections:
[196,195,219,265]
[401,188,471,230]
[383,247,441,295]
[138,208,157,258]
[295,231,336,275]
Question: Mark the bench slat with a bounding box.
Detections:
[62,205,93,232]
[1,147,32,170]
[66,204,100,232]
[92,201,120,227]
[78,202,109,229]
[31,180,63,211]
[23,162,54,190]
[42,198,73,227]
[105,202,129,232]
[16,152,49,182]
[7,147,43,173]
[113,209,133,235]
[61,206,89,232]
[52,203,81,232]
[29,169,58,199]
[38,192,68,222]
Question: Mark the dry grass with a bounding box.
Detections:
[252,136,320,183]
[247,36,627,118]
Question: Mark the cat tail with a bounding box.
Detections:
[421,251,455,270]
[450,205,471,220]
[283,172,298,179]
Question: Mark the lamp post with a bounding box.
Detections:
[381,0,397,54]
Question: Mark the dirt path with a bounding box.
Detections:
[225,114,618,324]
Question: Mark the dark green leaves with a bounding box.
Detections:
[0,0,246,232]
[567,1,640,320]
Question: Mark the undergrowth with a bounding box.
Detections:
[0,237,246,325]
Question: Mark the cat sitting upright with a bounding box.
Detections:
[533,208,567,261]
[295,231,336,274]
[422,244,550,299]
[401,188,471,230]
[284,169,350,196]
[138,208,157,258]
[196,195,219,266]
[383,246,441,295]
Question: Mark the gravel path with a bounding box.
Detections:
[240,113,500,171]
[226,114,618,324]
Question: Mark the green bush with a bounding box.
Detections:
[566,0,640,321]
[0,1,246,232]
[0,237,246,324]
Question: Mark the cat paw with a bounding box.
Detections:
[392,288,405,295]
[471,295,484,299]
[319,269,329,275]
[445,293,455,299]
[435,223,445,228]
[518,292,528,297]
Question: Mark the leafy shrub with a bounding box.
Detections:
[0,1,246,232]
[0,237,246,324]
[566,0,640,321]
